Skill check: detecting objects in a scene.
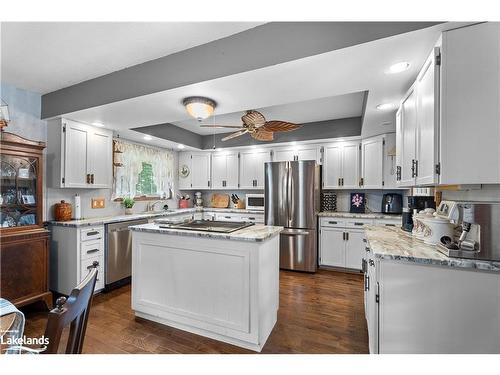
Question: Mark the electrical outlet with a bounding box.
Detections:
[91,198,105,209]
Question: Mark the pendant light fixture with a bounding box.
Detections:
[183,96,216,121]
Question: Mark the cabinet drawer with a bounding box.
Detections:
[374,219,401,227]
[80,255,104,292]
[80,239,103,260]
[345,219,374,228]
[80,226,104,242]
[319,218,346,228]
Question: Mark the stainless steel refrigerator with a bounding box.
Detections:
[265,160,320,272]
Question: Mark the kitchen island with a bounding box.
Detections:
[129,222,283,352]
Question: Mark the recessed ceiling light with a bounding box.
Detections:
[143,135,152,141]
[376,103,396,111]
[92,122,105,127]
[386,62,410,74]
[177,144,185,149]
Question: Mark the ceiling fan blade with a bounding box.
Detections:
[241,110,266,127]
[251,130,274,141]
[221,129,249,141]
[200,125,244,129]
[262,121,301,132]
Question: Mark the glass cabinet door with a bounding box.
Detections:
[0,154,39,228]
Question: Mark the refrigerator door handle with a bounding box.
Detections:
[287,161,292,227]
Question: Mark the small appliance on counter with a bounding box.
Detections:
[246,193,264,211]
[74,194,81,220]
[321,192,337,212]
[437,201,500,262]
[401,195,436,232]
[381,193,402,214]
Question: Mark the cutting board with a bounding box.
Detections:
[210,193,230,208]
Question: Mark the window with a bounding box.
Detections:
[112,140,175,199]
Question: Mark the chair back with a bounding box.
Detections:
[42,262,98,354]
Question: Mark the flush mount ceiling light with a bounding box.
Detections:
[376,103,396,111]
[386,62,410,74]
[183,96,217,122]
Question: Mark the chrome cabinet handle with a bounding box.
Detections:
[369,259,375,267]
[86,231,99,236]
[328,221,338,224]
[354,222,364,226]
[385,223,396,227]
[86,248,99,254]
[365,275,370,291]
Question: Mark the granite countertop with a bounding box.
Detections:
[48,207,265,228]
[129,223,283,243]
[318,211,402,220]
[364,225,500,272]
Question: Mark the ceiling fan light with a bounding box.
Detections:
[183,97,216,121]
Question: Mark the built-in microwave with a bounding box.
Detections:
[246,194,265,211]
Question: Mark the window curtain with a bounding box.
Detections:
[112,140,175,199]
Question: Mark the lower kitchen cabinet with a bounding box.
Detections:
[318,227,345,267]
[363,255,500,354]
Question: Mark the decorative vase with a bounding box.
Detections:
[125,208,133,215]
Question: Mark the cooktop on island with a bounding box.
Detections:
[155,219,255,233]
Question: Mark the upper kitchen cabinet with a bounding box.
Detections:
[211,151,239,189]
[323,140,360,189]
[383,133,399,189]
[272,145,320,163]
[239,149,272,189]
[360,135,384,189]
[178,152,211,189]
[439,22,500,185]
[47,118,112,188]
[397,22,500,186]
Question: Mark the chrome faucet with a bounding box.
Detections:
[147,200,165,212]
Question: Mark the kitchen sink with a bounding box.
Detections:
[156,219,254,233]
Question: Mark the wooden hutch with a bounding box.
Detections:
[0,131,52,308]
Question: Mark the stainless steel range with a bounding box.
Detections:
[155,219,254,233]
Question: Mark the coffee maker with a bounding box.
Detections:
[382,193,403,214]
[401,195,436,232]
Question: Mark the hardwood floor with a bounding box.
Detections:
[23,270,368,354]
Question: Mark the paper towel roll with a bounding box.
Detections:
[74,194,81,220]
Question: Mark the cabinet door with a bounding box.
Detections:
[297,146,319,163]
[239,151,255,189]
[254,150,271,188]
[211,152,227,189]
[395,109,403,187]
[342,142,360,189]
[400,88,417,186]
[323,144,342,188]
[361,137,384,189]
[191,153,211,189]
[178,152,192,190]
[319,228,345,267]
[88,128,112,188]
[366,258,378,353]
[416,47,440,186]
[384,133,398,189]
[345,230,365,271]
[64,120,89,188]
[225,152,239,189]
[273,148,296,162]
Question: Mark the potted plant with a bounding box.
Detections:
[123,197,135,215]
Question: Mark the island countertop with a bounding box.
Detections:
[129,223,283,242]
[364,225,500,272]
[318,211,401,220]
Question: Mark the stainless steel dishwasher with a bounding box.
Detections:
[106,218,148,289]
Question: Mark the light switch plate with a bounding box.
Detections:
[91,198,105,209]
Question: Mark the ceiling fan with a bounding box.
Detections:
[201,110,301,141]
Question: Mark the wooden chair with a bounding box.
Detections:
[42,261,98,354]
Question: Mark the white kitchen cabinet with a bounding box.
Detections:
[211,151,239,189]
[344,230,365,270]
[239,149,272,189]
[360,136,384,189]
[398,87,418,187]
[178,152,211,189]
[415,47,440,186]
[272,145,320,163]
[47,118,113,188]
[319,217,370,271]
[319,227,345,268]
[383,133,399,189]
[440,22,500,184]
[214,212,264,224]
[323,141,360,189]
